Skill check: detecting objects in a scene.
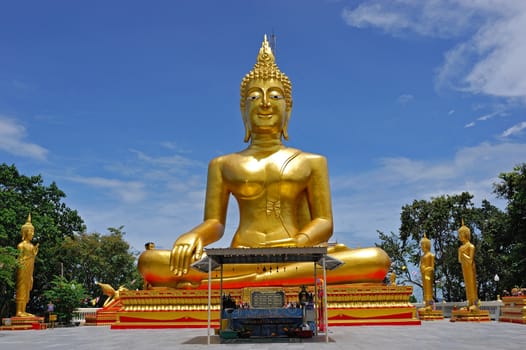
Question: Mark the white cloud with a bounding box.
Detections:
[0,116,48,160]
[331,142,526,246]
[129,149,204,169]
[342,1,526,101]
[65,176,146,203]
[462,109,507,129]
[342,0,490,38]
[397,94,414,104]
[463,10,526,98]
[501,121,526,137]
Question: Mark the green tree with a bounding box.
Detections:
[471,200,508,299]
[0,235,18,316]
[376,230,418,286]
[0,163,85,317]
[42,276,87,324]
[493,163,526,289]
[60,226,142,300]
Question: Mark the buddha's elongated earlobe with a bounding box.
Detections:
[282,109,291,141]
[243,122,251,142]
[241,109,251,142]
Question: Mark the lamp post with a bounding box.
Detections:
[494,274,500,300]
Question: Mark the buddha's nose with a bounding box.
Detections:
[260,96,271,108]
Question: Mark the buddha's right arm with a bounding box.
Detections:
[170,158,228,275]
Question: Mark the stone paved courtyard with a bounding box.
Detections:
[1,320,525,350]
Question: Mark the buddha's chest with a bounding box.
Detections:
[222,154,310,199]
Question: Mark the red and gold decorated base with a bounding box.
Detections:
[450,309,490,322]
[109,289,229,329]
[325,285,420,326]
[85,298,123,326]
[499,296,526,324]
[0,316,46,330]
[88,284,420,329]
[418,309,444,321]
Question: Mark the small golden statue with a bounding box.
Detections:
[138,35,390,289]
[419,234,435,311]
[389,272,396,286]
[15,214,39,317]
[457,220,478,311]
[96,282,128,307]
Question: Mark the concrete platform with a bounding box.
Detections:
[0,320,525,349]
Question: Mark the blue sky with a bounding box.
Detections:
[1,1,525,255]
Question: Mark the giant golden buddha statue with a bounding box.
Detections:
[138,36,390,289]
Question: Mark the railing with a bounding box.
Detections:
[414,301,503,320]
[72,307,101,324]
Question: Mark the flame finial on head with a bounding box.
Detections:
[21,213,34,236]
[458,218,471,238]
[22,213,33,228]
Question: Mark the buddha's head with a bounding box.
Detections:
[240,35,292,142]
[21,213,34,241]
[458,220,471,242]
[421,233,431,252]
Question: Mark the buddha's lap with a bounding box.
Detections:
[138,245,390,286]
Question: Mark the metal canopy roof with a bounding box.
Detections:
[197,246,338,344]
[191,247,344,273]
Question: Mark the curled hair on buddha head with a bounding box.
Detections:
[240,34,293,142]
[21,213,34,239]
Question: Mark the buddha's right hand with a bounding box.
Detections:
[170,232,204,276]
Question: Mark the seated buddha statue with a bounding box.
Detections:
[138,36,390,289]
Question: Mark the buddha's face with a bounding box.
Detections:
[421,241,430,253]
[243,79,290,137]
[22,227,34,241]
[458,230,469,243]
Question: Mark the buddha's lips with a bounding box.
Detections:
[257,114,273,119]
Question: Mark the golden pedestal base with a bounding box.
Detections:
[0,316,46,330]
[499,296,526,324]
[417,309,444,321]
[90,284,420,329]
[450,309,490,322]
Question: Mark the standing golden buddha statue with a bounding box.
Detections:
[450,220,490,321]
[418,233,444,320]
[15,214,39,317]
[419,234,435,311]
[138,36,391,289]
[457,221,478,310]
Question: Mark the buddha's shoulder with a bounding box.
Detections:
[288,148,328,163]
[208,147,327,164]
